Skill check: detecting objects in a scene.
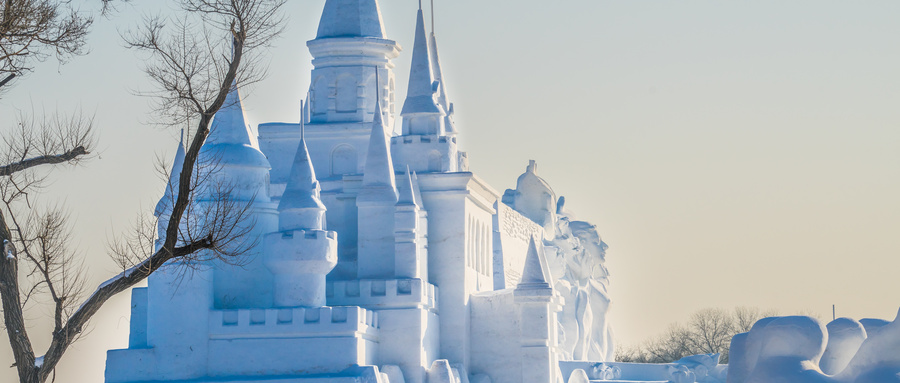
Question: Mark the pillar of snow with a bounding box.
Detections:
[515,237,562,383]
[263,127,337,307]
[395,167,426,279]
[357,98,398,279]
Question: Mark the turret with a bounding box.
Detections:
[515,237,562,383]
[198,82,272,204]
[357,96,399,279]
[428,5,456,136]
[277,114,326,232]
[264,116,338,307]
[400,2,445,136]
[307,0,400,127]
[391,3,461,173]
[200,76,279,309]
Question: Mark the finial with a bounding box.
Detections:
[374,66,382,122]
[431,0,435,34]
[179,128,184,144]
[419,0,422,11]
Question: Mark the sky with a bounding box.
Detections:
[2,0,900,381]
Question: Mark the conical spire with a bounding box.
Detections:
[397,166,417,206]
[154,132,186,217]
[359,97,398,202]
[518,237,551,288]
[317,0,386,39]
[412,171,424,208]
[430,32,456,134]
[401,4,441,116]
[279,118,325,211]
[206,81,255,147]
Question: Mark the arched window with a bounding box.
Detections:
[428,150,442,172]
[389,77,396,115]
[336,75,357,113]
[331,144,357,176]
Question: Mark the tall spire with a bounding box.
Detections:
[317,0,386,39]
[359,94,398,202]
[411,171,424,207]
[154,131,186,217]
[429,28,455,134]
[206,82,255,147]
[278,120,326,231]
[401,5,441,116]
[397,166,417,206]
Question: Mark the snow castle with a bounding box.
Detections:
[105,1,615,382]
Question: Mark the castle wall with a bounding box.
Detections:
[469,290,521,383]
[206,306,378,377]
[416,172,499,367]
[492,202,544,290]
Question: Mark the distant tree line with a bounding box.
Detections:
[616,307,778,364]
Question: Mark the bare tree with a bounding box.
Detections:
[616,307,778,364]
[0,0,286,382]
[0,0,94,92]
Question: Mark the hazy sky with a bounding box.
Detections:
[2,1,899,381]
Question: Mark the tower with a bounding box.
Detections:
[198,81,279,309]
[391,2,462,174]
[515,237,562,383]
[394,167,428,280]
[305,0,401,178]
[263,122,338,307]
[356,96,398,279]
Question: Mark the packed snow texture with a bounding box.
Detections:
[503,160,615,362]
[728,309,900,383]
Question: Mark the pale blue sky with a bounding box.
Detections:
[2,1,899,381]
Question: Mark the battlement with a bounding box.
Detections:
[272,229,337,241]
[391,135,455,146]
[327,278,438,312]
[208,306,377,340]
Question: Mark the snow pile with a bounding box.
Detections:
[728,309,900,383]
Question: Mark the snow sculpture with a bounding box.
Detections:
[105,2,612,383]
[727,310,900,383]
[504,160,615,362]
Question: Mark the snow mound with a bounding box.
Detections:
[728,309,900,383]
[821,318,866,375]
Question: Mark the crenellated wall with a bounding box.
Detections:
[327,278,437,311]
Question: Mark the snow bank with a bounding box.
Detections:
[728,309,900,383]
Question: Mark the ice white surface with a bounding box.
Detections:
[728,310,900,383]
[104,2,615,382]
[820,318,866,375]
